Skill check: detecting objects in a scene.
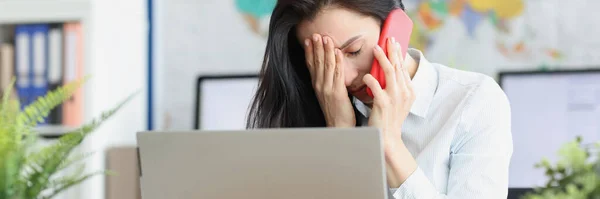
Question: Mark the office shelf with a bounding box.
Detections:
[0,0,147,198]
[35,125,77,139]
[0,0,90,24]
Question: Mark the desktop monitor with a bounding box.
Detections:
[499,69,600,194]
[194,74,259,130]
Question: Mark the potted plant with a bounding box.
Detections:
[0,77,136,199]
[522,137,600,199]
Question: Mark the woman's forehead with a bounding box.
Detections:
[296,7,378,46]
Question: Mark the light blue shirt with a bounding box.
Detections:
[354,49,513,199]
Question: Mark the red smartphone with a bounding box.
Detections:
[366,9,413,98]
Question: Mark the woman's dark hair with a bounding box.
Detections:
[246,0,404,128]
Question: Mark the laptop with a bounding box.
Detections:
[136,127,389,199]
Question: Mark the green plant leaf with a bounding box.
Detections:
[16,76,88,132]
[558,141,588,171]
[56,152,96,172]
[0,78,16,117]
[523,137,600,199]
[42,169,107,199]
[0,78,27,199]
[1,75,138,199]
[23,90,138,198]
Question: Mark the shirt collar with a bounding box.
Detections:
[353,48,438,119]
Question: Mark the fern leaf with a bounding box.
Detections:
[1,133,33,199]
[42,170,108,199]
[34,163,86,198]
[57,152,95,172]
[24,151,95,183]
[2,149,26,199]
[24,131,87,197]
[0,78,26,199]
[0,77,15,117]
[24,91,138,198]
[16,76,88,130]
[0,79,20,144]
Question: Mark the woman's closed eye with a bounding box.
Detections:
[348,49,361,57]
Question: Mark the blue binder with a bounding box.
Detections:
[31,24,50,125]
[14,25,31,110]
[14,24,50,125]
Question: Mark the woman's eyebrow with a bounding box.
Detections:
[339,35,362,49]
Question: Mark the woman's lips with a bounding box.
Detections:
[349,85,366,94]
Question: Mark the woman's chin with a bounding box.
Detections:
[351,91,374,105]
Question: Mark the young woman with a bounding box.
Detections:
[246,0,513,198]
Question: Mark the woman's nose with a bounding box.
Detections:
[344,66,358,87]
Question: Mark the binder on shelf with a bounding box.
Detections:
[0,26,5,43]
[0,25,16,99]
[0,25,14,44]
[0,43,14,96]
[8,26,15,42]
[48,24,63,124]
[31,24,50,125]
[14,25,32,110]
[62,22,84,127]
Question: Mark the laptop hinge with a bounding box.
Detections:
[136,147,142,177]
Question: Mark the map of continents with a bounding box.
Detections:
[406,0,562,61]
[234,0,563,66]
[235,0,276,38]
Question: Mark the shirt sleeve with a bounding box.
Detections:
[391,77,513,199]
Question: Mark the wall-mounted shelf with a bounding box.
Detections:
[0,0,147,198]
[0,0,90,24]
[35,125,77,139]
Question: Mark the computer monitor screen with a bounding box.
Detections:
[500,70,600,188]
[195,75,258,130]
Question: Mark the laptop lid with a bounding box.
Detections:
[137,127,388,199]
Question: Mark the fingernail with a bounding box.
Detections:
[375,45,382,51]
[305,39,310,47]
[324,37,328,45]
[313,35,319,42]
[391,37,396,44]
[396,42,401,50]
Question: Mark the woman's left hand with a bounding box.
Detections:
[363,37,417,188]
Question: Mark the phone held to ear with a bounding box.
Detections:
[366,9,413,98]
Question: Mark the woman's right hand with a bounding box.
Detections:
[304,34,356,128]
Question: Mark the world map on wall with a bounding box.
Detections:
[234,0,276,38]
[405,0,563,62]
[409,0,524,52]
[234,0,564,71]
